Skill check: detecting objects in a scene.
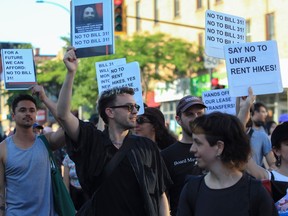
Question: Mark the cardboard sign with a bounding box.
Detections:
[96,58,126,94]
[224,40,283,97]
[109,62,144,115]
[71,0,114,58]
[202,89,236,115]
[205,10,246,59]
[1,49,36,90]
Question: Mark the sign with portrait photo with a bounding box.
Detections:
[71,0,114,58]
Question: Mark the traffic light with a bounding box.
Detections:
[114,0,124,33]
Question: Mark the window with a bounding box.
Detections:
[196,0,203,9]
[246,19,251,42]
[136,1,141,32]
[266,13,275,40]
[174,0,180,17]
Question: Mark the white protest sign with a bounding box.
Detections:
[205,10,246,59]
[71,0,114,57]
[96,58,126,94]
[1,49,36,90]
[202,89,236,115]
[109,62,144,115]
[224,40,283,97]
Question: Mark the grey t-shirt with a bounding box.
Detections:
[250,127,272,166]
[5,135,57,215]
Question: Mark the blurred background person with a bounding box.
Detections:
[135,107,177,150]
[32,122,43,135]
[63,154,89,211]
[266,120,277,139]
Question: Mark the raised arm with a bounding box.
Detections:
[31,84,65,150]
[31,84,58,122]
[237,87,255,128]
[56,47,80,142]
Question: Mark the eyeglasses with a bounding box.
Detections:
[136,116,152,124]
[109,104,140,112]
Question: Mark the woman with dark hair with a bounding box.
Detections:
[177,112,277,216]
[135,107,177,150]
[266,120,277,137]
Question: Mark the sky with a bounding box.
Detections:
[0,0,71,55]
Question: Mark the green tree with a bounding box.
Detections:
[4,33,204,116]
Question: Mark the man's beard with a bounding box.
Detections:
[182,124,192,137]
[253,120,265,127]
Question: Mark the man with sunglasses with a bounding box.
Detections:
[161,95,206,216]
[56,47,171,216]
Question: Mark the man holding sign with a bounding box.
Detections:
[57,48,171,215]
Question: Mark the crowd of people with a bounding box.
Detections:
[0,47,287,215]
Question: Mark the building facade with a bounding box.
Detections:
[124,0,288,131]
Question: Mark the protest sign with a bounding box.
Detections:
[205,10,246,59]
[202,89,236,115]
[96,58,126,94]
[224,40,283,97]
[1,49,36,90]
[71,0,114,58]
[109,62,144,115]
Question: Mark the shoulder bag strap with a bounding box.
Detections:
[102,135,136,179]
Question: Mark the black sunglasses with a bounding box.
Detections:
[136,116,152,124]
[110,104,140,112]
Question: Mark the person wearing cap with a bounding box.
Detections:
[33,123,44,135]
[135,107,177,150]
[161,95,206,216]
[279,113,288,124]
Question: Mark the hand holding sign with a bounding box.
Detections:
[224,40,283,97]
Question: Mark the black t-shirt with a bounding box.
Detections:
[177,174,278,216]
[161,141,204,216]
[95,155,145,216]
[66,120,172,216]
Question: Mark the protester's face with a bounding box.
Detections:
[109,94,138,130]
[83,7,95,21]
[269,123,277,135]
[190,133,219,169]
[135,116,155,140]
[253,106,268,123]
[12,100,37,128]
[274,140,288,166]
[177,106,205,136]
[33,127,42,135]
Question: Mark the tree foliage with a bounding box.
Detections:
[3,33,204,115]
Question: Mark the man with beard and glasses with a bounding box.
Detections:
[248,102,276,169]
[161,96,206,216]
[56,47,172,216]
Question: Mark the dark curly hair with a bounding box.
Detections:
[11,94,37,113]
[97,87,134,124]
[190,112,251,170]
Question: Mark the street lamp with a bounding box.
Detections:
[35,0,70,13]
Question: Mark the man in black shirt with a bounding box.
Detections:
[161,95,206,216]
[57,47,171,216]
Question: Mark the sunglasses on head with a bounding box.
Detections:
[136,116,152,124]
[110,103,140,112]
